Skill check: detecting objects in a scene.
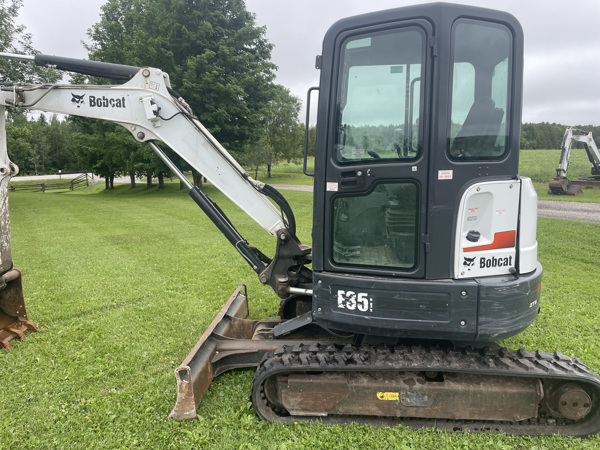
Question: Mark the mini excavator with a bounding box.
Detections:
[548,126,600,195]
[0,3,598,436]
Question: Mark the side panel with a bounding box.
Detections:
[519,178,538,274]
[312,266,542,341]
[476,264,542,341]
[313,272,478,340]
[454,180,520,279]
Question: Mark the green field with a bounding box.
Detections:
[1,181,599,448]
[519,148,594,182]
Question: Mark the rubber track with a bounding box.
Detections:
[252,343,600,436]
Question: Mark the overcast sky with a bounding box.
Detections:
[17,0,600,125]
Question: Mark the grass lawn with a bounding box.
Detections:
[1,181,599,448]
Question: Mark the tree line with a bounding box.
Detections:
[7,118,598,180]
[6,109,309,188]
[2,0,307,189]
[521,123,600,150]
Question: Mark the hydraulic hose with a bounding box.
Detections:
[261,184,297,238]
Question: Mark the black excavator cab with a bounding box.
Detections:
[310,3,541,342]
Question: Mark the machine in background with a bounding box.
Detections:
[548,126,600,195]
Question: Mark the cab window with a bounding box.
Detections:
[448,21,511,160]
[332,182,419,270]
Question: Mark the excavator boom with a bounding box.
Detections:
[0,53,311,344]
[0,62,286,238]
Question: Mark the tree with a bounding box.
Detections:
[5,122,31,172]
[44,115,77,172]
[71,118,127,189]
[86,0,277,152]
[70,0,279,188]
[234,86,303,179]
[0,0,60,84]
[520,123,581,150]
[234,135,273,179]
[1,0,63,171]
[135,145,172,190]
[29,115,50,174]
[305,125,317,158]
[261,85,303,177]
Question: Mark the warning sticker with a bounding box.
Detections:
[377,392,399,401]
[327,182,339,192]
[438,170,453,180]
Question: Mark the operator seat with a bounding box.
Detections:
[451,96,504,157]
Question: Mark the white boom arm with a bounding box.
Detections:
[0,64,287,237]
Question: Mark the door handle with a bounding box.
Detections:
[339,170,365,189]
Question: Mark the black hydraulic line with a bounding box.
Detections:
[34,54,140,80]
[187,186,266,274]
[260,184,297,237]
[167,87,183,99]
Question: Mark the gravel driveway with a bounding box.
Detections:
[537,200,600,224]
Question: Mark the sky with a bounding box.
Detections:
[16,0,600,126]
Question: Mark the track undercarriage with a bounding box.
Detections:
[171,286,600,436]
[253,343,600,436]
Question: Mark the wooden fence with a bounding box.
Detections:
[9,173,91,193]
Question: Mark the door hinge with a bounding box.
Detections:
[422,234,431,253]
[315,55,322,69]
[428,36,437,57]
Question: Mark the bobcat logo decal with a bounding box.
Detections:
[71,93,86,108]
[463,256,476,271]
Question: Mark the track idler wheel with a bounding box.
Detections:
[548,383,593,420]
